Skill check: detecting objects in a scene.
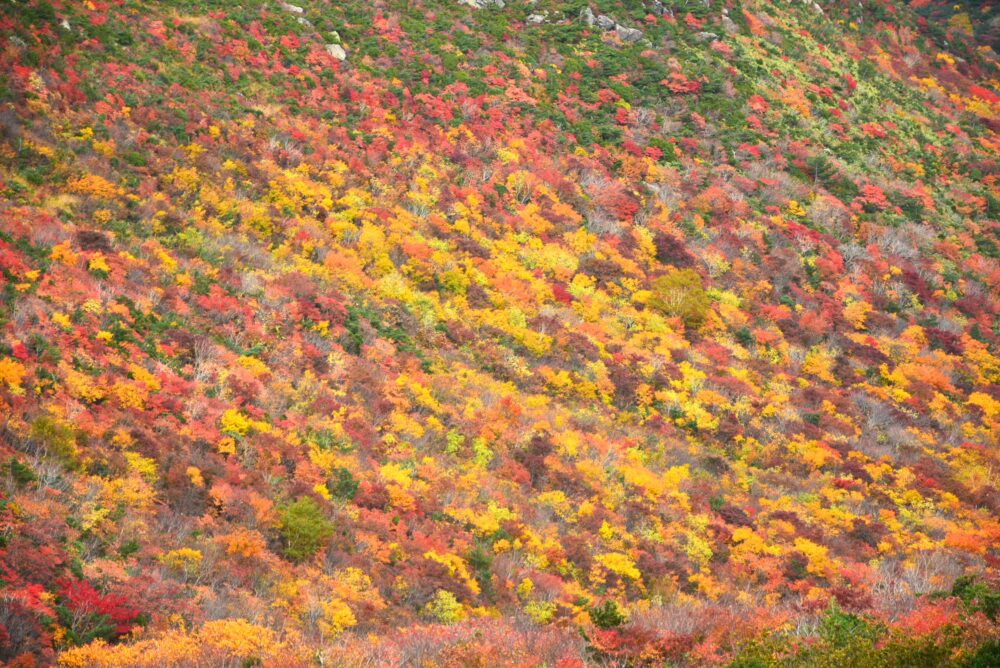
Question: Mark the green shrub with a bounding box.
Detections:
[424,589,465,624]
[8,458,37,485]
[588,600,626,629]
[648,268,710,330]
[30,415,78,465]
[278,497,334,561]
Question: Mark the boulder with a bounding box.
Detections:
[595,14,617,30]
[617,25,644,42]
[325,43,346,61]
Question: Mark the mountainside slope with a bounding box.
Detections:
[0,0,998,665]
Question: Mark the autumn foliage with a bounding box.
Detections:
[0,0,998,665]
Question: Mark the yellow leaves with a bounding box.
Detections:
[219,409,269,436]
[793,537,836,578]
[843,299,872,330]
[619,463,690,502]
[319,598,356,638]
[166,166,200,192]
[684,532,714,571]
[88,253,111,274]
[357,222,395,276]
[540,367,574,395]
[113,381,146,409]
[159,547,203,573]
[801,346,837,384]
[524,600,558,624]
[788,435,841,469]
[125,451,158,483]
[60,361,106,402]
[517,577,534,600]
[968,391,1000,420]
[102,475,157,512]
[91,138,115,157]
[424,551,480,595]
[156,248,178,273]
[52,312,73,330]
[199,619,278,658]
[787,200,807,217]
[186,466,205,488]
[537,490,574,520]
[596,552,641,580]
[217,436,237,456]
[81,507,112,533]
[472,436,493,468]
[397,375,442,412]
[424,589,466,624]
[379,462,412,489]
[0,358,27,395]
[564,227,596,254]
[331,566,386,611]
[523,241,578,282]
[688,572,724,600]
[496,146,520,164]
[554,429,582,458]
[730,527,781,562]
[963,336,1000,384]
[268,167,335,213]
[237,355,270,377]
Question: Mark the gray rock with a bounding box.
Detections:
[459,0,504,7]
[648,1,665,16]
[280,1,304,13]
[695,31,719,41]
[617,25,643,42]
[297,17,313,27]
[325,43,346,60]
[60,18,71,31]
[580,6,596,25]
[526,12,546,24]
[722,16,739,34]
[595,14,617,30]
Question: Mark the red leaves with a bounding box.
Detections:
[968,85,1000,104]
[590,626,695,664]
[683,13,704,30]
[57,579,141,638]
[855,184,891,211]
[859,122,886,139]
[661,72,702,95]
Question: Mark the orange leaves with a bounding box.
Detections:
[778,84,812,118]
[67,173,119,199]
[218,529,268,560]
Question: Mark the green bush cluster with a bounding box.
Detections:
[278,496,334,561]
[648,268,710,330]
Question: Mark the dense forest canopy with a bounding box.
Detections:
[0,0,997,665]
